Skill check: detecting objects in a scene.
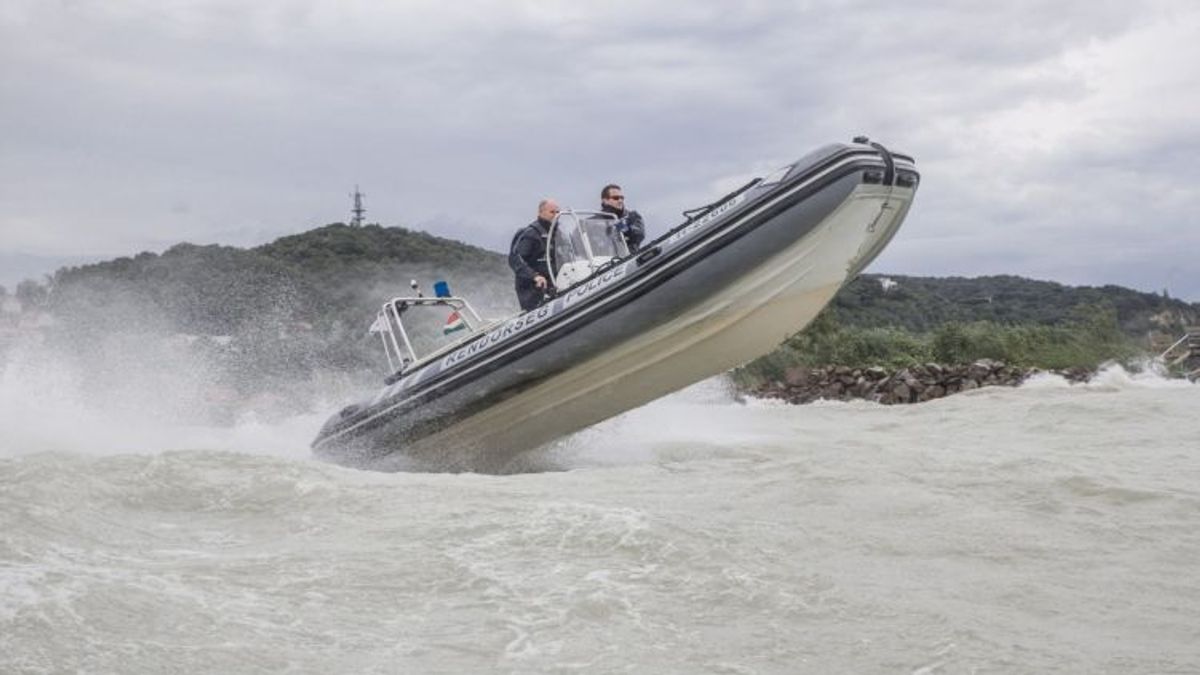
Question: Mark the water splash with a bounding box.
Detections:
[0,338,324,460]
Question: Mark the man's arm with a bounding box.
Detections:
[622,211,646,252]
[508,229,545,285]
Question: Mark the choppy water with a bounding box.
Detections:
[2,367,1199,673]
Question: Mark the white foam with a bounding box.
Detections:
[1084,362,1195,390]
[0,338,323,460]
[526,377,774,469]
[1019,371,1074,389]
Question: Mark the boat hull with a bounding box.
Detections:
[313,141,918,471]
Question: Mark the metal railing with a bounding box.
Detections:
[1158,327,1200,369]
[371,295,485,375]
[1159,333,1192,363]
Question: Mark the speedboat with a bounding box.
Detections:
[313,137,919,471]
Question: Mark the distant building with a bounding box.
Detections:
[879,277,898,292]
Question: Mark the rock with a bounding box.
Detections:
[784,367,810,386]
[853,376,870,395]
[749,360,1095,406]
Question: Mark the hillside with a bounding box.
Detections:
[48,223,512,337]
[6,224,1195,417]
[20,230,1197,356]
[17,224,513,418]
[835,274,1198,337]
[732,274,1198,385]
[18,225,1198,343]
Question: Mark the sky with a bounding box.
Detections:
[2,0,1198,300]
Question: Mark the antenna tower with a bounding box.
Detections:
[350,185,366,227]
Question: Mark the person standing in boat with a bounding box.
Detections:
[600,184,645,253]
[508,198,560,311]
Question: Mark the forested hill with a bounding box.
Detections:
[256,223,504,283]
[19,224,1198,341]
[6,223,1194,417]
[47,223,513,338]
[834,274,1198,337]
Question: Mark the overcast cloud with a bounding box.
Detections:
[2,0,1197,299]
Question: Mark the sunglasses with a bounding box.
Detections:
[606,195,625,200]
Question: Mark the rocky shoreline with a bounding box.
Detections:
[746,359,1095,405]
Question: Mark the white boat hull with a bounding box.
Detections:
[405,184,912,470]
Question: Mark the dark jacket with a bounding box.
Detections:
[508,217,554,311]
[601,203,645,252]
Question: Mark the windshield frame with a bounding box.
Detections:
[547,209,629,290]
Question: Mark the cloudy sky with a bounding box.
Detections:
[2,0,1198,299]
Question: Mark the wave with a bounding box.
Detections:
[1022,362,1196,391]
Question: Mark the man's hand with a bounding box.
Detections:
[534,274,548,290]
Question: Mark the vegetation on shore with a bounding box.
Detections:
[733,304,1154,389]
[729,272,1197,389]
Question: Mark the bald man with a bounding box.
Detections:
[508,198,560,311]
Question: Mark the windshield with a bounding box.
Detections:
[551,218,588,277]
[582,215,625,258]
[549,211,629,287]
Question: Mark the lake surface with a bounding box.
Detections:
[3,367,1198,673]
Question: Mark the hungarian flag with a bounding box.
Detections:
[443,310,466,335]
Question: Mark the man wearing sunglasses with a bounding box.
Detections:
[508,198,560,311]
[600,184,645,253]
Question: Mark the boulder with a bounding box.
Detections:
[784,367,810,386]
[750,360,1094,406]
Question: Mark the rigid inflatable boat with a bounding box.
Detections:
[313,137,919,471]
